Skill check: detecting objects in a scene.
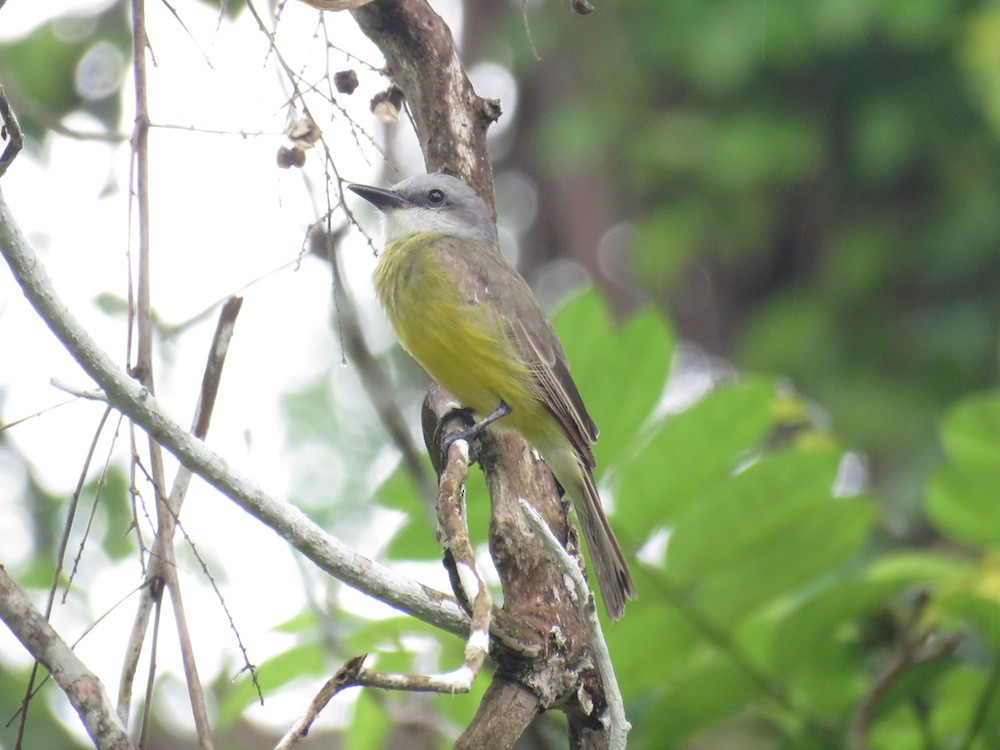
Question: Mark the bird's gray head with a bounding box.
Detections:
[348,173,498,246]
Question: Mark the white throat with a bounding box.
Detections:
[383,207,491,245]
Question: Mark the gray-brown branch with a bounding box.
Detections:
[349,1,614,746]
[0,567,134,750]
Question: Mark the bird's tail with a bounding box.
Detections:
[546,449,637,620]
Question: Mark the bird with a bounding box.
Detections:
[348,173,636,620]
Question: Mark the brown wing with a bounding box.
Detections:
[433,236,599,466]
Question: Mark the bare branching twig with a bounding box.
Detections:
[0,83,24,178]
[118,297,247,722]
[848,592,960,750]
[12,405,113,748]
[125,2,214,743]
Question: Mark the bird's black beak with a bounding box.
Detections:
[347,183,408,211]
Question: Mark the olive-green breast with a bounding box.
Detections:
[372,232,545,427]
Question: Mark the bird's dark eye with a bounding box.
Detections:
[427,188,445,206]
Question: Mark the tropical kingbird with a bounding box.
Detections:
[348,173,637,619]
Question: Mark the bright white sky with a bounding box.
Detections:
[0,0,529,743]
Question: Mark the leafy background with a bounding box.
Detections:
[2,0,1000,748]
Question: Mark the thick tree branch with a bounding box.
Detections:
[346,1,617,745]
[454,676,540,750]
[0,567,134,750]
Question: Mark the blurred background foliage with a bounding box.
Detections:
[2,0,1000,748]
[470,0,1000,534]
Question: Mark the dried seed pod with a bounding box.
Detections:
[370,87,401,124]
[277,145,307,169]
[334,69,359,95]
[286,115,322,148]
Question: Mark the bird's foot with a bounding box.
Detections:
[434,401,512,467]
[434,407,478,466]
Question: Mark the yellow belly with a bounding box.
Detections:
[373,233,550,440]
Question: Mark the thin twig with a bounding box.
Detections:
[0,83,25,178]
[955,652,999,750]
[848,592,959,750]
[126,423,150,574]
[318,13,383,161]
[128,1,217,743]
[274,655,367,750]
[520,499,628,749]
[0,395,81,432]
[277,647,487,750]
[325,39,384,74]
[157,0,216,70]
[66,412,128,599]
[49,379,108,402]
[118,298,245,725]
[520,0,541,62]
[160,259,297,339]
[138,580,164,750]
[150,122,282,137]
[172,514,263,704]
[12,405,113,748]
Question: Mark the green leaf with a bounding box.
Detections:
[377,465,435,559]
[344,691,391,750]
[616,378,779,537]
[940,392,1000,468]
[273,610,318,634]
[866,551,970,584]
[343,615,447,656]
[927,464,1000,546]
[94,292,128,316]
[925,664,1000,748]
[665,450,875,619]
[605,583,705,698]
[771,577,907,716]
[380,462,492,560]
[552,289,674,469]
[937,590,1000,650]
[632,652,759,748]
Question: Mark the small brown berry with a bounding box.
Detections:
[334,70,359,95]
